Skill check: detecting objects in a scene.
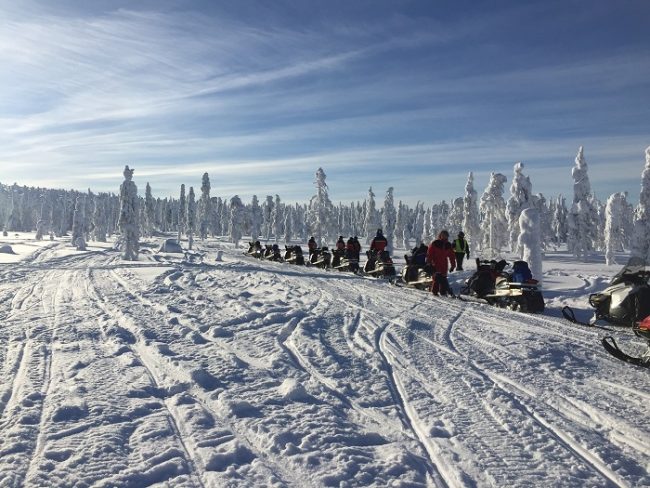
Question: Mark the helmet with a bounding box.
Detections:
[458,231,465,237]
[377,228,383,236]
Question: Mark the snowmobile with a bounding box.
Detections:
[261,244,283,262]
[399,244,433,289]
[309,246,331,269]
[246,241,262,259]
[460,258,545,313]
[601,316,650,368]
[363,249,396,278]
[331,249,359,273]
[585,257,650,327]
[284,245,305,265]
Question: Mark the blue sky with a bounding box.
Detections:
[1,0,649,205]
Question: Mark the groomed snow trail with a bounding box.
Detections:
[0,242,648,487]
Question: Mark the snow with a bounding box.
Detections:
[0,238,648,487]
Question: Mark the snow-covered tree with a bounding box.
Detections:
[364,187,379,244]
[605,192,627,266]
[199,173,212,240]
[118,165,139,260]
[178,184,186,244]
[187,187,196,250]
[631,146,650,262]
[518,207,542,284]
[551,195,568,247]
[229,195,244,248]
[382,187,396,253]
[567,147,598,261]
[250,195,262,241]
[93,196,107,242]
[71,195,86,248]
[307,168,334,244]
[413,203,425,246]
[284,206,293,244]
[462,172,480,255]
[144,182,155,237]
[272,194,283,243]
[446,197,464,235]
[506,162,532,253]
[263,195,274,239]
[479,172,508,257]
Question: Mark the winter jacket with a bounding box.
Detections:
[426,239,456,275]
[453,238,470,257]
[370,235,388,252]
[336,239,346,251]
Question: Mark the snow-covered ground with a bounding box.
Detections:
[0,235,648,487]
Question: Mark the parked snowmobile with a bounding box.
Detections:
[399,244,433,289]
[585,257,650,327]
[331,249,359,273]
[284,245,305,265]
[309,246,331,269]
[461,258,544,313]
[246,241,262,259]
[602,316,650,368]
[363,249,396,278]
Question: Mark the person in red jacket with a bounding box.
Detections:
[370,229,388,252]
[426,230,457,295]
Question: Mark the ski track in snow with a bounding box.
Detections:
[0,240,648,487]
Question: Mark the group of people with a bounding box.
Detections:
[308,228,471,296]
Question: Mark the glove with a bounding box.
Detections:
[449,267,455,273]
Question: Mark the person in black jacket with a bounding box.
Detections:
[452,231,470,271]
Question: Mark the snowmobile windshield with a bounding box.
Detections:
[610,257,650,286]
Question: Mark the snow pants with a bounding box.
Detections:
[431,272,451,296]
[455,253,465,271]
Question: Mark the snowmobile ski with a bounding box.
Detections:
[561,306,616,332]
[601,336,650,368]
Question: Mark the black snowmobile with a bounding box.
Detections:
[331,249,359,273]
[461,258,545,313]
[246,241,262,259]
[284,245,305,265]
[363,249,396,278]
[260,244,283,262]
[309,246,331,269]
[399,244,433,290]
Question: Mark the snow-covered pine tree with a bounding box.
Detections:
[382,187,397,253]
[506,162,532,254]
[263,196,274,239]
[187,187,196,250]
[144,182,155,237]
[462,172,480,255]
[71,195,86,249]
[250,195,262,241]
[621,192,634,251]
[605,192,626,266]
[518,207,542,284]
[413,203,425,246]
[567,147,598,261]
[479,172,508,257]
[118,165,139,260]
[199,173,211,240]
[446,197,464,236]
[364,187,379,244]
[631,147,650,262]
[272,195,283,243]
[229,195,244,248]
[423,207,432,243]
[284,206,293,244]
[307,168,334,244]
[178,184,186,244]
[551,195,568,247]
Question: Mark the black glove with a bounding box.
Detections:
[449,267,455,273]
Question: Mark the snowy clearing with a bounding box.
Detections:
[0,238,648,487]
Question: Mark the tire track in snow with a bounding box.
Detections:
[91,265,297,487]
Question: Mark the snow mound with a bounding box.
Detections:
[278,378,311,402]
[0,244,16,254]
[158,239,183,253]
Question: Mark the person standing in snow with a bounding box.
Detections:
[452,231,470,271]
[336,236,345,252]
[308,236,317,257]
[427,230,456,295]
